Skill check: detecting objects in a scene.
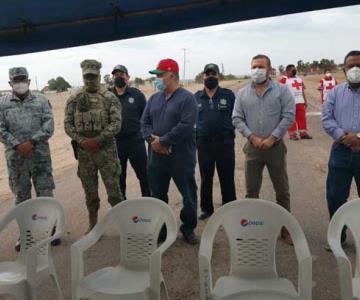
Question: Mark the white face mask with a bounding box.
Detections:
[251,68,267,84]
[346,66,360,84]
[12,82,29,94]
[325,72,332,77]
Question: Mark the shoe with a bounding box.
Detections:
[280,227,293,246]
[50,226,61,246]
[85,213,98,234]
[198,211,213,220]
[300,133,313,139]
[182,231,199,245]
[157,225,167,244]
[289,135,299,141]
[325,240,347,252]
[15,239,20,252]
[51,238,62,246]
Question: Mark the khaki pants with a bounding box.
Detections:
[243,140,290,211]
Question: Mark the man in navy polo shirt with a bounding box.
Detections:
[195,63,236,220]
[141,58,198,244]
[111,64,150,199]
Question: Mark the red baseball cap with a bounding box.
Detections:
[149,58,179,74]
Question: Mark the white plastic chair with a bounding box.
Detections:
[71,197,177,300]
[327,198,360,300]
[199,199,312,300]
[0,197,65,300]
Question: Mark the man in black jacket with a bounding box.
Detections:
[111,64,150,199]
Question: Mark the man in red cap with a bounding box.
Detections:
[141,58,199,244]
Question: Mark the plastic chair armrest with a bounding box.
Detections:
[72,226,103,252]
[149,227,177,295]
[70,226,104,290]
[149,250,162,296]
[328,237,354,300]
[291,236,312,300]
[199,254,213,300]
[0,213,14,234]
[25,233,62,282]
[158,230,177,255]
[298,256,312,300]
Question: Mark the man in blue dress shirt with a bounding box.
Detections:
[322,50,360,249]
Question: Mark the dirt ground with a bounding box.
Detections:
[1,72,359,300]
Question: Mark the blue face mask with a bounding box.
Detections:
[154,77,165,91]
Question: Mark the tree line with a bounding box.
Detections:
[278,58,339,75]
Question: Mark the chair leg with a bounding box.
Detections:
[50,272,64,300]
[160,281,169,300]
[3,285,28,300]
[28,285,37,300]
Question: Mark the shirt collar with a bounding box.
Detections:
[346,82,360,93]
[113,86,130,97]
[250,78,274,91]
[10,91,34,102]
[201,86,222,99]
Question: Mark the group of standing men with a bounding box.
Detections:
[1,50,360,249]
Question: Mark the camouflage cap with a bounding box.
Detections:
[9,67,29,80]
[80,59,102,75]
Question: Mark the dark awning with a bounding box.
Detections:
[1,0,359,57]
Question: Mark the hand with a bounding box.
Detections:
[249,134,264,149]
[151,134,169,155]
[341,133,359,148]
[260,135,277,150]
[80,138,99,153]
[351,145,360,152]
[304,102,308,109]
[15,141,33,157]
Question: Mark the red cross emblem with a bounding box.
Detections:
[292,80,302,90]
[326,82,334,90]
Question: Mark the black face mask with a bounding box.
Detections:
[204,77,219,90]
[114,77,127,88]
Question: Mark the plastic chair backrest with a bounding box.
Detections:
[206,199,303,279]
[328,198,360,276]
[13,197,65,265]
[100,197,176,269]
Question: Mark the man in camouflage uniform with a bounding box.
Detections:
[64,59,124,233]
[0,67,59,250]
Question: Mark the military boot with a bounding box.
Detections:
[85,213,98,235]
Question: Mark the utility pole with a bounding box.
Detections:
[182,48,188,85]
[35,76,39,91]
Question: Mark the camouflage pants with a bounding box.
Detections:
[77,142,124,214]
[6,155,55,205]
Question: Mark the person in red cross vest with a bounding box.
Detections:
[318,69,338,104]
[279,64,312,140]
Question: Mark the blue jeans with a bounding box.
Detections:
[327,143,360,241]
[148,151,198,234]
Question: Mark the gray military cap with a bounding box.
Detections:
[9,67,29,80]
[80,59,102,75]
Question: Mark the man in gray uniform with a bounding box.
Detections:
[0,67,60,250]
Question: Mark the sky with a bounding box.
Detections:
[1,4,360,90]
